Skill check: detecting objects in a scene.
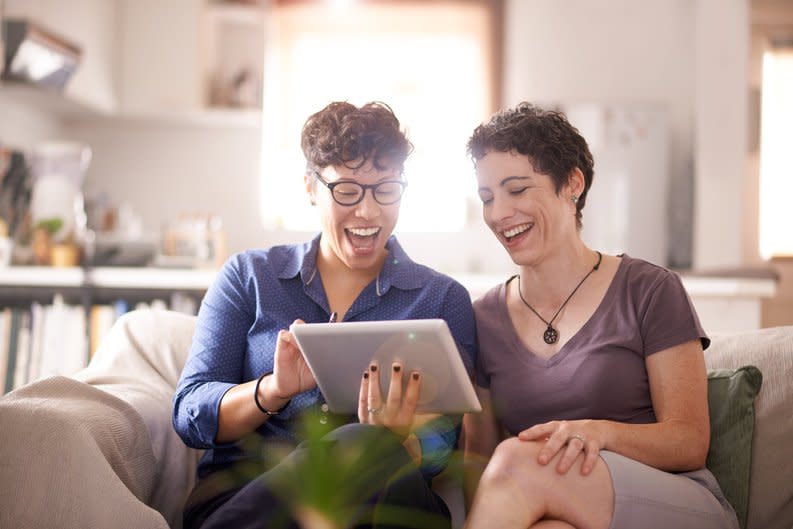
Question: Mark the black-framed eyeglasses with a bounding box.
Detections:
[314,172,407,206]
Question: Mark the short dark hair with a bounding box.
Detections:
[467,102,594,228]
[300,101,413,176]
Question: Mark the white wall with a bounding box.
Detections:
[503,0,696,268]
[501,0,749,270]
[65,117,516,276]
[4,0,120,113]
[0,0,118,149]
[64,0,705,276]
[693,0,749,270]
[66,119,263,256]
[1,0,752,276]
[0,99,61,151]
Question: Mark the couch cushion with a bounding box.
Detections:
[705,325,793,529]
[706,366,762,529]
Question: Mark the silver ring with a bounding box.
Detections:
[569,434,586,444]
[367,406,383,415]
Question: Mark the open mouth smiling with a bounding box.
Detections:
[502,222,533,242]
[346,227,380,237]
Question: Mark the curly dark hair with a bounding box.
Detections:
[300,101,413,178]
[467,102,594,228]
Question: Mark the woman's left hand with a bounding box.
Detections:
[358,361,420,439]
[518,420,604,476]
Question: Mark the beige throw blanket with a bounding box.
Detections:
[0,309,202,529]
[0,376,169,529]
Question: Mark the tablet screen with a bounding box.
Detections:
[290,319,481,414]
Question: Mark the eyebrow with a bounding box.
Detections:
[478,175,532,193]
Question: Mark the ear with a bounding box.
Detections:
[304,172,316,206]
[566,168,586,198]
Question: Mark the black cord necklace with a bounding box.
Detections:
[516,251,603,345]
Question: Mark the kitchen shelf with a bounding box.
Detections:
[81,107,263,128]
[0,83,262,128]
[0,266,84,288]
[0,266,217,291]
[0,81,113,118]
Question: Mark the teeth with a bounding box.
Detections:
[347,227,380,237]
[503,223,532,239]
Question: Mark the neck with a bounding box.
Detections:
[518,243,598,306]
[317,238,384,286]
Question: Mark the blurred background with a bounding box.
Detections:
[0,0,791,389]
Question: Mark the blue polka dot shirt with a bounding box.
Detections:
[172,234,477,480]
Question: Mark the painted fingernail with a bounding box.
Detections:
[363,371,369,379]
[412,372,419,380]
[393,364,401,372]
[370,365,377,372]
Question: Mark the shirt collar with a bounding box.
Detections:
[277,233,424,295]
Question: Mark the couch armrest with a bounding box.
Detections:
[74,309,201,529]
[705,325,793,529]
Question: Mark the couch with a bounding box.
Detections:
[0,309,791,529]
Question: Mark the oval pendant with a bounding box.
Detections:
[543,326,559,345]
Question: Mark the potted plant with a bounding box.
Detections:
[31,217,63,265]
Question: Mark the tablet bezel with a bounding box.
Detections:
[289,319,481,414]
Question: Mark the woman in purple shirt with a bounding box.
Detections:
[462,103,738,529]
[173,101,476,529]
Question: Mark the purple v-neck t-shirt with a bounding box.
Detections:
[473,255,708,436]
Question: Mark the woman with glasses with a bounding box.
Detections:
[173,101,476,529]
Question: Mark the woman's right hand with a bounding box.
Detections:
[266,319,317,400]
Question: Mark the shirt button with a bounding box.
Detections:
[321,403,329,412]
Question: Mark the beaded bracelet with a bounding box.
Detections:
[254,372,291,416]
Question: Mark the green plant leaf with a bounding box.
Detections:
[34,217,63,235]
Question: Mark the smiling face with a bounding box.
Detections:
[308,161,402,274]
[476,150,581,266]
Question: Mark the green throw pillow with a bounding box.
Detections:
[706,366,763,529]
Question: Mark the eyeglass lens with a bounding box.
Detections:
[331,181,405,205]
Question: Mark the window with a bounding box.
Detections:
[259,1,498,232]
[759,43,793,259]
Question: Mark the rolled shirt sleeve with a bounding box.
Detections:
[172,255,254,449]
[415,414,461,479]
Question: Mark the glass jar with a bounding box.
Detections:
[29,141,91,244]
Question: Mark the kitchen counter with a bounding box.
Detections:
[0,266,778,335]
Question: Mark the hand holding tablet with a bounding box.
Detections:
[289,319,481,414]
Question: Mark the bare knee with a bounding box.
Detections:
[480,437,545,489]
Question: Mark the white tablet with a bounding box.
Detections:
[289,319,481,414]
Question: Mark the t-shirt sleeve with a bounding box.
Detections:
[639,270,709,356]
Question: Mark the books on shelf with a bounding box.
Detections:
[1,292,200,394]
